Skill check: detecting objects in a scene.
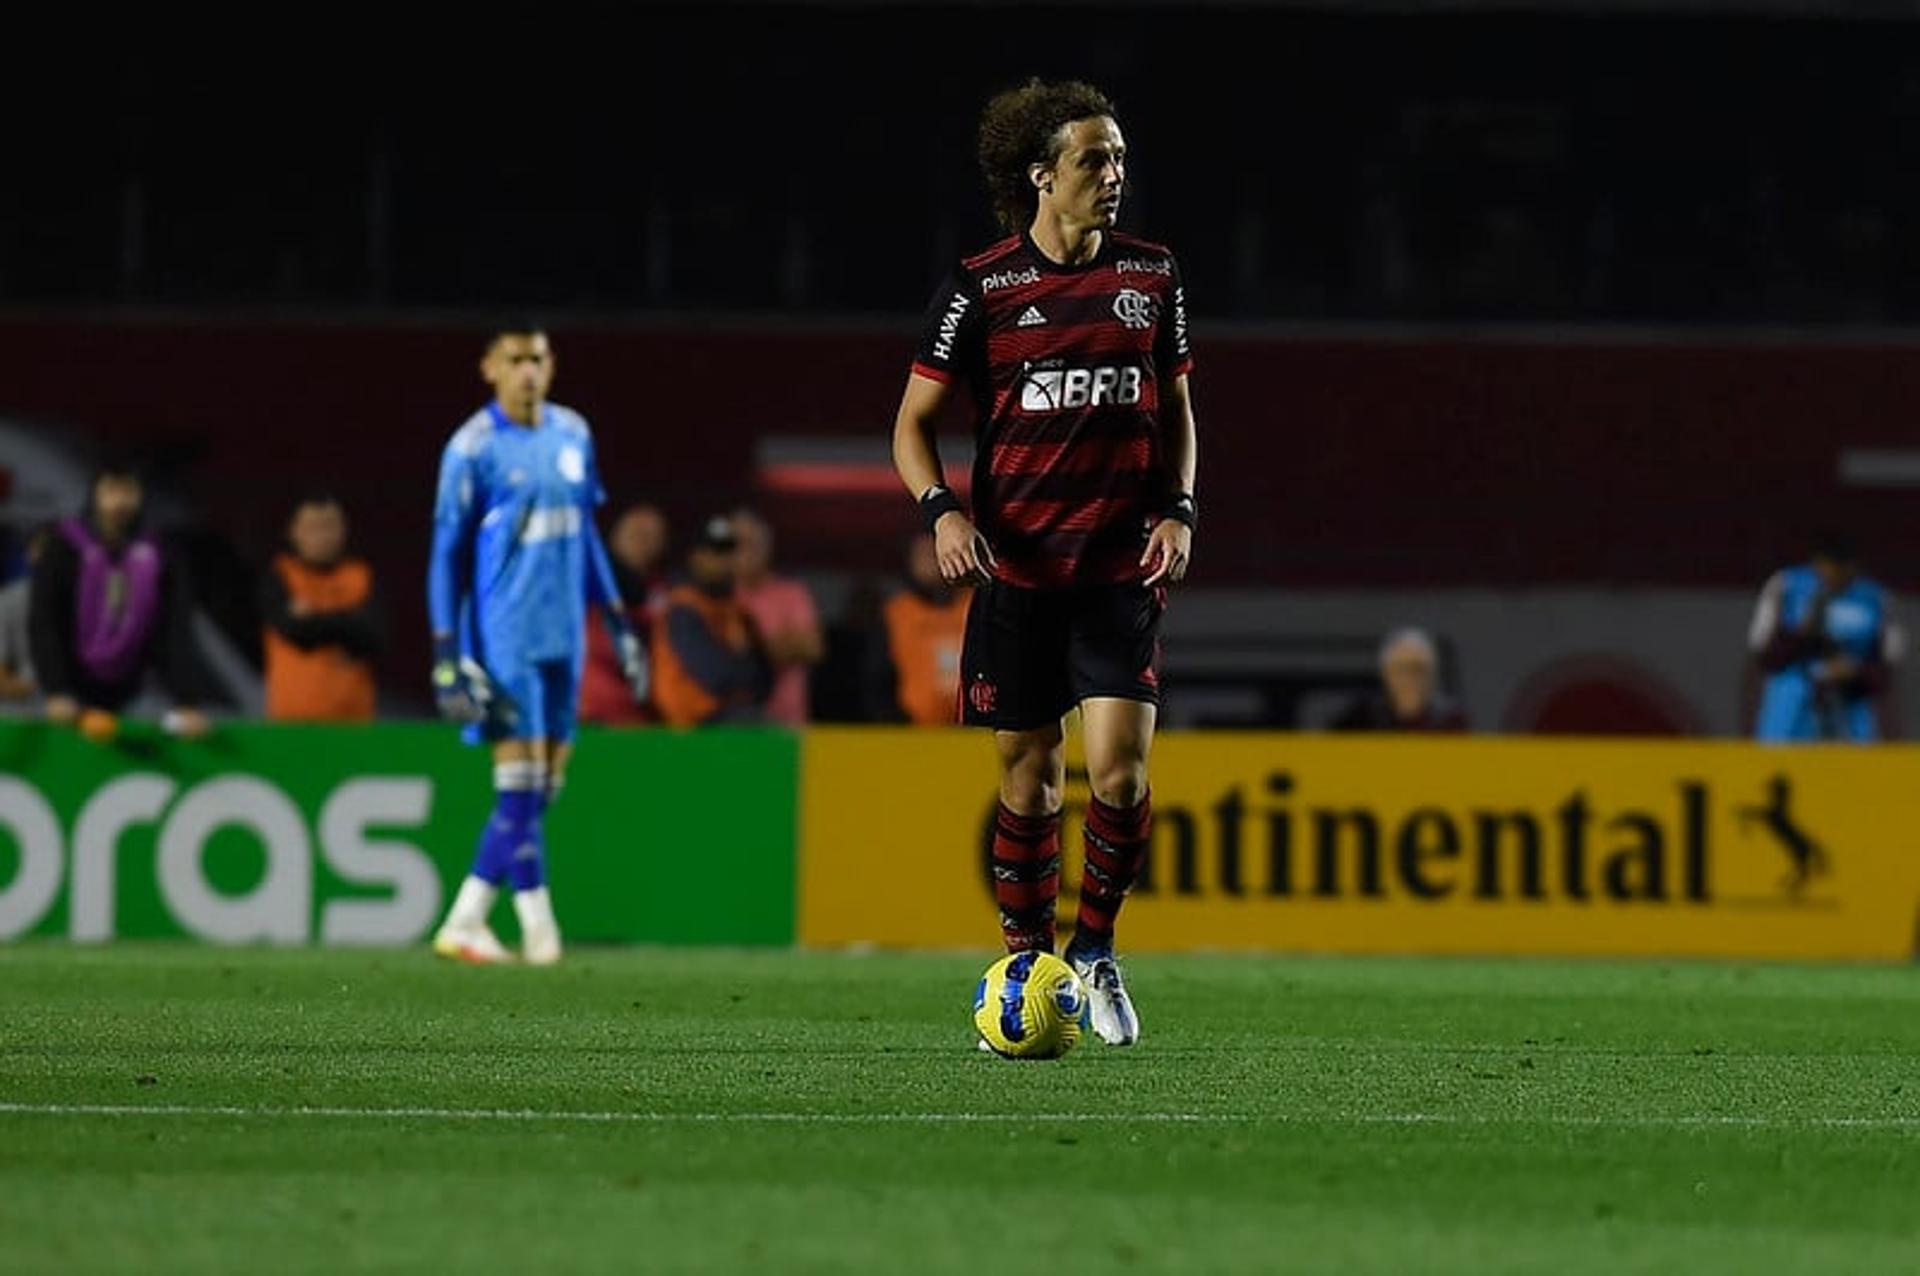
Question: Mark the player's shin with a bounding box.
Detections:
[443,762,543,930]
[992,805,1061,953]
[508,763,561,965]
[434,761,545,963]
[465,761,543,890]
[505,769,549,895]
[1068,793,1152,958]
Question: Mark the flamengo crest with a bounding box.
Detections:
[1113,289,1158,330]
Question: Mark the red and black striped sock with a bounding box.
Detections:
[1073,794,1152,955]
[991,805,1061,953]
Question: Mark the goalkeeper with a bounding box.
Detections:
[426,321,648,965]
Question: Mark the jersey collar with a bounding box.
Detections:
[487,401,552,432]
[1022,228,1111,275]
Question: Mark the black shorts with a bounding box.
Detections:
[959,580,1166,730]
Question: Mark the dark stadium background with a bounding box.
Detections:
[8,12,1920,1269]
[4,1,1918,727]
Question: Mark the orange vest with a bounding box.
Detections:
[264,554,377,722]
[883,587,970,726]
[652,584,756,727]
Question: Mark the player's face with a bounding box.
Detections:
[290,502,347,566]
[1037,116,1126,230]
[1813,555,1856,592]
[91,475,142,540]
[482,333,555,410]
[1382,642,1436,718]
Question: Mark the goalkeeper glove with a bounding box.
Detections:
[614,626,651,704]
[432,637,508,727]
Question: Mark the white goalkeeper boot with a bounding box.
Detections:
[515,887,564,967]
[433,877,514,965]
[1069,950,1141,1046]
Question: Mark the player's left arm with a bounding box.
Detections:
[583,514,624,618]
[580,434,650,702]
[1143,263,1197,587]
[575,427,627,622]
[1142,374,1197,586]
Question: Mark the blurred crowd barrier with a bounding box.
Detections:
[9,319,1920,736]
[804,729,1920,960]
[0,722,794,947]
[4,722,1915,960]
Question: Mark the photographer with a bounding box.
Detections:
[1748,534,1899,742]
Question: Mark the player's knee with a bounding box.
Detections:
[1089,761,1148,810]
[1001,752,1065,815]
[1006,778,1062,816]
[494,759,543,796]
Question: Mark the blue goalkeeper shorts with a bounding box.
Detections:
[463,657,580,746]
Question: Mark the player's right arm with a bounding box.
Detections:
[1749,571,1814,672]
[426,432,489,720]
[893,271,994,585]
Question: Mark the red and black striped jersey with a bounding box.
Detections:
[911,230,1192,589]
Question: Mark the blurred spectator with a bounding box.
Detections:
[581,503,670,725]
[866,533,970,725]
[732,508,822,726]
[0,525,49,703]
[29,463,209,735]
[1747,535,1898,742]
[260,493,383,722]
[810,574,887,724]
[1330,628,1468,732]
[652,516,771,726]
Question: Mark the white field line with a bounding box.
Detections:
[0,1102,1916,1131]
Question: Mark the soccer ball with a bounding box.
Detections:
[973,951,1088,1059]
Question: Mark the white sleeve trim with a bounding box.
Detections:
[1747,572,1786,651]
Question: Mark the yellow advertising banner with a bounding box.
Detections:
[798,729,1920,959]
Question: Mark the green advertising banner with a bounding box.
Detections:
[0,722,797,947]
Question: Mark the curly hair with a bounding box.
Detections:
[976,79,1118,234]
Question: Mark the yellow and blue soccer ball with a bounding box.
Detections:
[973,951,1088,1059]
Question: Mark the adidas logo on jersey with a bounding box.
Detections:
[1016,306,1047,327]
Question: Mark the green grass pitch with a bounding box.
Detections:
[2,945,1917,1273]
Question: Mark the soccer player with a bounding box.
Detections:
[1747,534,1897,742]
[427,322,648,965]
[891,80,1198,1046]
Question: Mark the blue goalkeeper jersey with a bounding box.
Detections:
[429,401,619,670]
[1751,564,1888,742]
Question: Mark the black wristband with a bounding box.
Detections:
[1161,492,1198,530]
[919,485,965,532]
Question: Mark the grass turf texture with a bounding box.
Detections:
[2,947,1917,1274]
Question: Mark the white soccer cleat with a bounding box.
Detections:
[1070,954,1141,1046]
[514,887,564,967]
[522,928,563,967]
[432,924,514,965]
